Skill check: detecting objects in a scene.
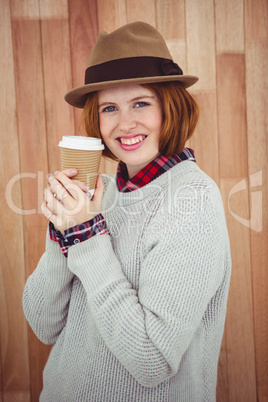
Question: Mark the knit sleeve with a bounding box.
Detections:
[23,227,74,345]
[67,181,230,387]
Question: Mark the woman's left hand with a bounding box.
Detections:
[41,169,104,234]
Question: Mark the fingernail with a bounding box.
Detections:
[84,184,90,190]
[48,175,53,181]
[70,169,76,174]
[54,171,59,176]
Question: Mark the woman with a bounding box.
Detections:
[23,21,231,401]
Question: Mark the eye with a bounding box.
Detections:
[135,101,149,108]
[101,105,117,113]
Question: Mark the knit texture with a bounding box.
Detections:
[23,161,231,401]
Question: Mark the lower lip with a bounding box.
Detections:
[118,137,146,151]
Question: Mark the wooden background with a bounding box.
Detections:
[0,0,267,401]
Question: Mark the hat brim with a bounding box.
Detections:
[64,75,199,108]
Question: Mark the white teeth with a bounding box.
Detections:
[120,135,145,145]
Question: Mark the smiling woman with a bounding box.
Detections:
[23,21,231,402]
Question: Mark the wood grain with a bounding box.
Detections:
[216,330,229,402]
[126,0,156,26]
[156,0,185,40]
[97,0,128,31]
[9,0,39,19]
[1,1,267,401]
[185,0,216,89]
[215,0,244,53]
[220,178,257,402]
[11,18,48,228]
[216,54,248,179]
[39,0,68,18]
[24,226,51,401]
[156,0,186,79]
[245,0,268,44]
[245,1,268,398]
[189,91,219,184]
[40,15,74,172]
[0,334,2,401]
[0,1,30,401]
[10,1,50,400]
[97,0,117,31]
[69,0,98,132]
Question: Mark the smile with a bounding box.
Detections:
[117,135,147,151]
[117,135,147,145]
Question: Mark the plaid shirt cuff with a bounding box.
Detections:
[49,214,108,257]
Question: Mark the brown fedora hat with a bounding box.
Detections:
[64,21,199,108]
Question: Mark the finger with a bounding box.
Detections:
[91,174,104,203]
[48,174,74,202]
[44,185,65,215]
[71,179,91,193]
[62,168,77,177]
[41,200,55,221]
[44,186,54,204]
[52,171,83,200]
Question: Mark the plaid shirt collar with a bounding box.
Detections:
[116,148,196,192]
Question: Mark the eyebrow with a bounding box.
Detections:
[98,95,156,108]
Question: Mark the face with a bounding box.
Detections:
[98,84,163,178]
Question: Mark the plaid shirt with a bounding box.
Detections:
[117,148,195,192]
[49,148,195,257]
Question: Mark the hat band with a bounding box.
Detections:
[84,57,183,85]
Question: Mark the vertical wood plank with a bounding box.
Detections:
[156,0,187,84]
[245,0,268,44]
[126,0,156,26]
[156,0,185,39]
[39,0,74,173]
[216,330,229,402]
[68,0,98,132]
[185,0,216,88]
[11,18,48,228]
[37,0,68,18]
[217,48,257,402]
[10,1,50,401]
[214,3,253,400]
[97,0,117,32]
[0,1,30,401]
[216,54,248,178]
[214,0,244,53]
[0,338,2,402]
[217,51,257,401]
[245,1,268,400]
[9,0,39,19]
[185,1,219,196]
[189,92,219,184]
[25,227,52,402]
[220,180,257,402]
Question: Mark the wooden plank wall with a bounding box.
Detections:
[0,0,267,401]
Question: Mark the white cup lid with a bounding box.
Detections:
[58,136,104,150]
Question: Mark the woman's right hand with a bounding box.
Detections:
[41,168,104,233]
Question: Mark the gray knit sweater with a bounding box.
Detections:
[23,161,231,401]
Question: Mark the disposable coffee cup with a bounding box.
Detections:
[58,136,104,195]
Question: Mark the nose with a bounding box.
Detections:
[118,110,137,133]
